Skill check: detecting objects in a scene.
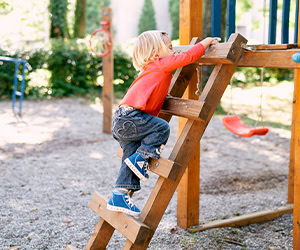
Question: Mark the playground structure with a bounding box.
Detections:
[66,0,300,249]
[0,56,27,116]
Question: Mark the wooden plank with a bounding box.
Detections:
[177,0,202,231]
[149,158,182,182]
[238,49,300,69]
[288,73,297,204]
[160,96,211,121]
[174,42,237,65]
[89,192,152,246]
[102,8,113,134]
[175,44,300,68]
[116,150,182,182]
[187,204,293,233]
[294,5,300,248]
[84,218,114,250]
[123,33,247,249]
[245,44,298,50]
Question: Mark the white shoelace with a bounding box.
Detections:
[144,162,149,175]
[125,195,134,208]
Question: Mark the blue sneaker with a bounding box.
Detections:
[124,153,149,182]
[107,191,141,216]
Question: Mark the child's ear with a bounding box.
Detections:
[152,50,159,58]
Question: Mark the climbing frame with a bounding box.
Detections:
[68,33,247,250]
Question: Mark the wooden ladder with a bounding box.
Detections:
[71,33,247,250]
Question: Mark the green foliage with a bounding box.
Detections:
[169,0,179,40]
[48,39,102,96]
[0,0,12,14]
[138,0,157,34]
[0,39,137,99]
[49,0,70,38]
[73,0,86,38]
[236,0,253,21]
[85,0,111,35]
[233,67,293,86]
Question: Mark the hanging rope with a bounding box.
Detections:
[255,0,267,128]
[195,65,202,96]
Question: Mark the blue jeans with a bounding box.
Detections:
[112,107,170,191]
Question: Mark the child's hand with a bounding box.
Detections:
[200,37,221,49]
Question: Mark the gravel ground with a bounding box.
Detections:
[0,98,293,250]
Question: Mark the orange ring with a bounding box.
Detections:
[89,28,113,57]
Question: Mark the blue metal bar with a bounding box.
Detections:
[268,0,278,44]
[282,0,291,44]
[12,62,20,113]
[295,0,299,43]
[226,0,236,41]
[1,56,27,115]
[212,0,221,37]
[19,62,26,115]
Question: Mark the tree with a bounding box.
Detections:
[49,0,69,38]
[169,0,179,40]
[73,0,86,38]
[85,0,110,35]
[138,0,157,35]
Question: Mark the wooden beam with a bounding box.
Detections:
[174,42,239,65]
[160,96,211,121]
[175,43,300,68]
[116,149,182,182]
[293,3,300,248]
[102,8,113,134]
[238,49,300,69]
[149,158,182,182]
[84,218,114,250]
[89,192,152,246]
[187,204,293,233]
[177,0,202,230]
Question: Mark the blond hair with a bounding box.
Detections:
[132,30,170,71]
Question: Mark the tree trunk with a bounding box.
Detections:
[74,0,87,38]
[49,0,69,38]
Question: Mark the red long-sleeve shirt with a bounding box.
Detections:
[120,42,205,116]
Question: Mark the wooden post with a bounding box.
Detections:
[177,0,202,229]
[294,1,300,247]
[102,8,113,134]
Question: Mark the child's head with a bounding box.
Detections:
[132,30,173,71]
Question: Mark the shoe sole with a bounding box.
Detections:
[107,204,140,216]
[124,158,148,182]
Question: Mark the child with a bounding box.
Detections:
[107,30,219,216]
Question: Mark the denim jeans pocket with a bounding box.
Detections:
[113,119,137,139]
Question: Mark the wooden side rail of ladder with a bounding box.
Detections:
[66,33,247,250]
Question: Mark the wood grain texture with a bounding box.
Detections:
[102,8,113,134]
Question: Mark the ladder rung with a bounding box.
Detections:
[160,96,211,121]
[174,42,235,65]
[149,157,181,182]
[89,192,153,246]
[116,149,181,182]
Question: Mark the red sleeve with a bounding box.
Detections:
[159,42,205,72]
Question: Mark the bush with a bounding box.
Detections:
[0,39,137,99]
[233,67,294,86]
